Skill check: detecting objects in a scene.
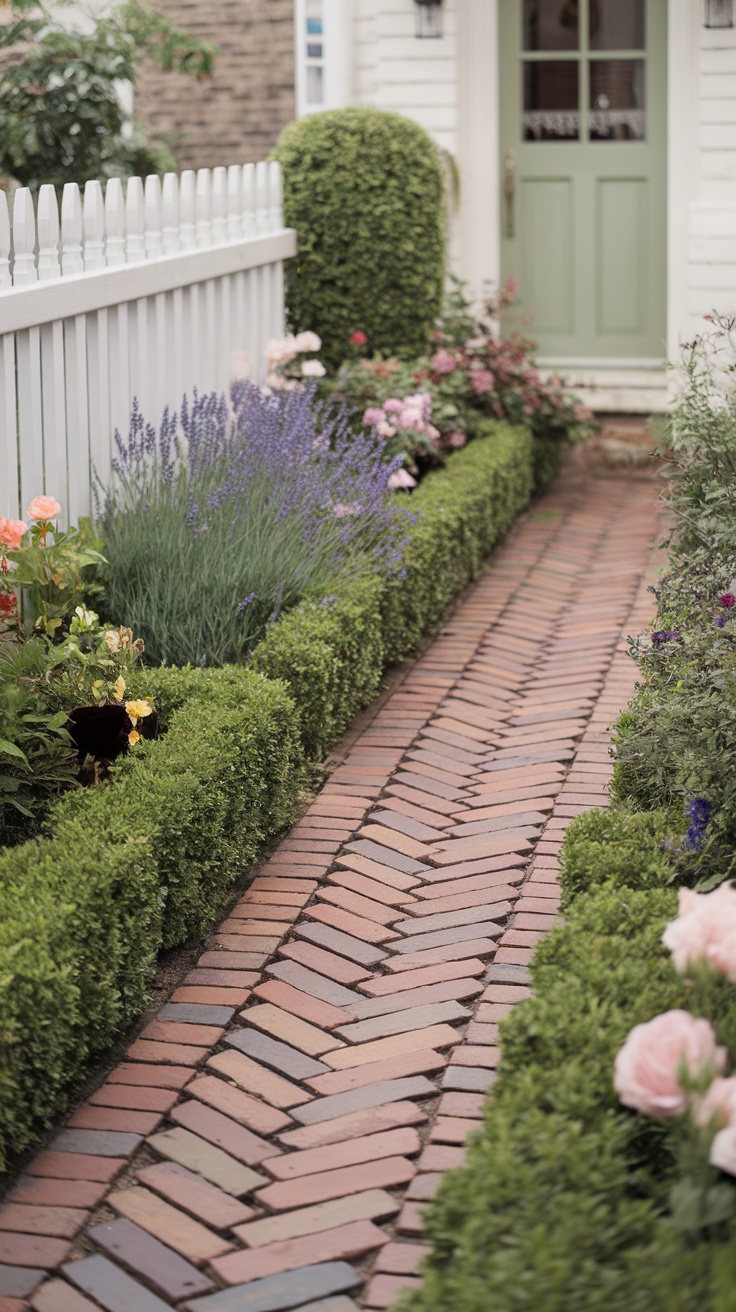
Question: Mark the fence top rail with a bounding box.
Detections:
[0,159,285,292]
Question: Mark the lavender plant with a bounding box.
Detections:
[99,383,409,667]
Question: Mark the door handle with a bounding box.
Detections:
[504,150,516,239]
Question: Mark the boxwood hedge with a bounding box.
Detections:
[272,106,446,370]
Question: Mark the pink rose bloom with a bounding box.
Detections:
[613,1010,726,1120]
[363,407,385,427]
[471,370,495,395]
[333,502,361,518]
[266,335,299,367]
[694,1077,736,1130]
[662,884,736,982]
[301,359,326,378]
[388,468,417,490]
[383,399,403,414]
[0,518,28,550]
[448,431,467,449]
[426,425,441,442]
[377,420,396,438]
[430,349,457,374]
[350,330,367,346]
[711,1123,736,1176]
[294,330,322,354]
[27,496,61,522]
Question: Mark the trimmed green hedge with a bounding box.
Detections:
[0,420,534,1173]
[272,107,446,370]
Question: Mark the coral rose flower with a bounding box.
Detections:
[0,518,28,550]
[27,495,61,522]
[613,1010,726,1120]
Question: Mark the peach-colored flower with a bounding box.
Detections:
[27,495,61,522]
[693,1077,736,1130]
[711,1122,736,1176]
[662,884,736,982]
[613,1010,726,1120]
[0,518,28,550]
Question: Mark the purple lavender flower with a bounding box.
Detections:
[686,797,711,850]
[237,592,257,614]
[651,630,680,648]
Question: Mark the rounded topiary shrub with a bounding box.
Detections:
[272,107,446,369]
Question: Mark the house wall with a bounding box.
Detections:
[685,19,736,339]
[133,0,296,171]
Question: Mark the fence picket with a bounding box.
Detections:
[61,185,84,276]
[105,178,126,268]
[125,177,146,265]
[162,173,180,255]
[37,187,61,282]
[0,194,10,291]
[83,181,106,271]
[13,190,37,286]
[144,175,163,260]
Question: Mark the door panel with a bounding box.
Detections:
[596,178,646,334]
[500,0,667,363]
[520,179,573,334]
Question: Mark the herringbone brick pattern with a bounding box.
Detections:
[0,469,660,1312]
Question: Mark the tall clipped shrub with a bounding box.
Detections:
[272,107,446,369]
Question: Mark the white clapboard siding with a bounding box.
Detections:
[0,161,296,524]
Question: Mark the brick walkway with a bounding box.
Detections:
[0,469,660,1312]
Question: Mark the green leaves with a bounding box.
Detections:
[0,0,217,188]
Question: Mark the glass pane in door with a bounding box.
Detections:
[523,0,579,50]
[589,0,645,50]
[589,60,645,140]
[523,62,579,139]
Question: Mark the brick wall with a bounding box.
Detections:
[134,0,296,170]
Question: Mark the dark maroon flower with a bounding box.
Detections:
[719,594,736,608]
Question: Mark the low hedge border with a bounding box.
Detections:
[0,419,534,1172]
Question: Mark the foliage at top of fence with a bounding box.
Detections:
[0,160,284,291]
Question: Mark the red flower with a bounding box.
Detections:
[350,330,367,346]
[719,594,736,608]
[0,592,16,616]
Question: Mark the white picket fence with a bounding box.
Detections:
[0,161,296,524]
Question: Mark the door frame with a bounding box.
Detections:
[456,0,698,380]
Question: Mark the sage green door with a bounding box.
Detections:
[499,0,667,364]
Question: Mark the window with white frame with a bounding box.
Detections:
[294,0,353,118]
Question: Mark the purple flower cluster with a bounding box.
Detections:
[686,797,712,851]
[651,630,680,648]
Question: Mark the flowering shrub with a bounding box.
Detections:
[325,281,594,486]
[0,497,105,638]
[264,331,326,391]
[99,383,410,667]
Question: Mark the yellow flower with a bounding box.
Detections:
[128,729,141,745]
[113,675,126,702]
[125,698,153,726]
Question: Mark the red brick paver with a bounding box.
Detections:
[2,470,660,1310]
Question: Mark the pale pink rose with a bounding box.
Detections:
[377,421,396,438]
[662,884,736,982]
[693,1077,736,1130]
[333,502,362,518]
[711,1123,736,1176]
[363,407,385,427]
[27,496,61,522]
[301,359,326,378]
[388,468,417,490]
[430,348,457,374]
[0,518,28,550]
[266,334,299,367]
[383,398,403,414]
[400,408,423,430]
[426,425,441,443]
[471,370,495,395]
[448,430,467,449]
[294,330,321,354]
[613,1010,726,1120]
